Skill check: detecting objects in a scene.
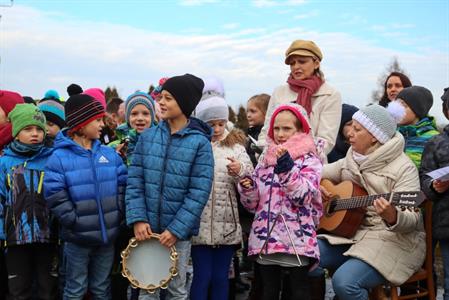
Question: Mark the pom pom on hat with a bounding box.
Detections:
[67,83,83,97]
[9,104,47,137]
[43,89,60,101]
[352,104,396,144]
[386,100,406,124]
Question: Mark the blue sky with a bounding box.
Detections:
[0,0,448,121]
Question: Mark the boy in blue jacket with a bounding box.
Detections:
[44,94,127,300]
[0,104,58,299]
[126,74,214,299]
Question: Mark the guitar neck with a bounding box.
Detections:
[332,193,391,211]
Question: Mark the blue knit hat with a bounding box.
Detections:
[125,92,156,125]
[38,98,65,129]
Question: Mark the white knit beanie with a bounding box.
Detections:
[195,95,229,122]
[352,104,397,144]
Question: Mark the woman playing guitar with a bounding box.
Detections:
[315,104,425,300]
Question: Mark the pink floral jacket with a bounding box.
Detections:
[238,133,322,264]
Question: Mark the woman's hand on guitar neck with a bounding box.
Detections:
[320,185,333,202]
[373,197,397,226]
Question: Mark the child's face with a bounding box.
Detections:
[273,111,302,145]
[0,107,7,125]
[17,125,45,144]
[397,99,419,125]
[246,101,265,127]
[46,121,61,138]
[80,118,104,140]
[342,120,353,141]
[117,102,126,124]
[207,119,226,142]
[129,104,152,133]
[159,90,184,120]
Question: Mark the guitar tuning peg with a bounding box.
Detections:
[414,207,420,212]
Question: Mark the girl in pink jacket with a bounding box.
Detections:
[239,103,322,300]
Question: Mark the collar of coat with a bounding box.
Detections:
[213,129,246,148]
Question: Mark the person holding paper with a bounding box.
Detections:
[420,87,449,300]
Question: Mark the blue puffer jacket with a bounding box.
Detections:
[44,130,127,246]
[0,146,57,245]
[125,118,214,240]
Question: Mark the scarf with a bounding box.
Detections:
[352,150,368,165]
[9,139,44,157]
[262,132,317,167]
[0,123,13,153]
[287,75,323,115]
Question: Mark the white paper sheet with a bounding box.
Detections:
[426,165,449,181]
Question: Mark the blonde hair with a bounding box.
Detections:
[247,93,270,116]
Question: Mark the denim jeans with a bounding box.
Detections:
[317,239,386,300]
[63,242,114,300]
[138,240,191,300]
[440,239,449,300]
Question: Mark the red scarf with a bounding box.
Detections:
[287,75,323,116]
[0,123,13,153]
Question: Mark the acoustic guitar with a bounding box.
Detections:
[318,179,425,238]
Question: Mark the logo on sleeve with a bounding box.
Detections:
[98,155,109,163]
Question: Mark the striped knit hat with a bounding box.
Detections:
[65,94,105,132]
[125,92,156,125]
[352,104,396,144]
[38,98,65,129]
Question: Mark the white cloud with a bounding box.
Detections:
[252,0,306,8]
[0,5,448,124]
[294,10,318,19]
[178,0,218,6]
[222,23,239,30]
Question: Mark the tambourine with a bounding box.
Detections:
[121,234,179,293]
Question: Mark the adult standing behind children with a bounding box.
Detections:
[125,74,214,300]
[190,84,253,300]
[258,39,342,159]
[378,72,412,108]
[44,94,127,300]
[0,104,58,300]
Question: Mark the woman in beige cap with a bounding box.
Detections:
[258,40,341,161]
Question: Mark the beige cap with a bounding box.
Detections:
[285,40,323,64]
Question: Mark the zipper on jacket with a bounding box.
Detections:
[210,181,216,244]
[30,168,35,242]
[90,152,108,243]
[157,133,172,232]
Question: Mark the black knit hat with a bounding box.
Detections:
[162,74,204,117]
[67,83,83,97]
[442,87,449,106]
[397,86,433,119]
[65,94,104,132]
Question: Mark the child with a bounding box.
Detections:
[106,97,126,128]
[0,104,58,299]
[238,103,322,300]
[110,92,156,165]
[190,85,253,300]
[44,93,127,299]
[420,87,449,300]
[38,98,66,140]
[125,74,214,299]
[387,86,439,168]
[0,90,24,154]
[327,103,359,163]
[246,94,270,167]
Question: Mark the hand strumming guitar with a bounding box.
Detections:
[373,197,398,225]
[320,185,333,202]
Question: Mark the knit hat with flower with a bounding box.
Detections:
[352,104,396,144]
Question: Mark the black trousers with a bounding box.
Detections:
[258,263,310,300]
[5,243,58,300]
[0,246,7,300]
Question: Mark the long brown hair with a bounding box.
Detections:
[379,72,412,107]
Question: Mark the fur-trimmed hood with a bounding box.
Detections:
[215,129,246,148]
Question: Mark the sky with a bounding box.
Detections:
[0,0,448,122]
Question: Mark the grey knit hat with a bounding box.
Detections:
[352,104,396,144]
[397,86,433,119]
[195,95,228,122]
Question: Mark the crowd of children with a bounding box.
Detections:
[0,39,449,300]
